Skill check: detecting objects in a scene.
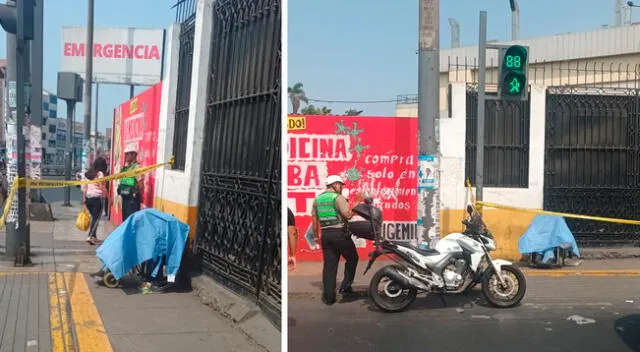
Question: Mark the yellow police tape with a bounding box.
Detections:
[0,158,174,228]
[465,178,640,226]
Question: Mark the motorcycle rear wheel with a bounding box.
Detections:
[481,264,526,308]
[369,265,418,313]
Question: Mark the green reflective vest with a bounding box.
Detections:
[120,162,139,188]
[314,191,342,227]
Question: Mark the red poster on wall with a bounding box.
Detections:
[109,82,162,225]
[287,115,418,261]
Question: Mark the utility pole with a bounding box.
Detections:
[417,0,441,248]
[82,0,94,173]
[509,0,520,40]
[448,18,460,48]
[29,0,42,203]
[94,82,99,156]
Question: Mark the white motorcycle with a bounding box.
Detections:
[354,199,527,313]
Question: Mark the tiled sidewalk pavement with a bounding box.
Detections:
[0,201,269,352]
[0,273,51,352]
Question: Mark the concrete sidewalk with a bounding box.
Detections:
[288,258,640,296]
[0,200,275,352]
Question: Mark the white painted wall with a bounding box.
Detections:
[155,0,214,208]
[184,0,215,206]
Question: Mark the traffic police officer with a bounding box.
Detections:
[311,175,361,305]
[118,143,142,221]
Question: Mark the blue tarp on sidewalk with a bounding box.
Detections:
[96,208,190,281]
[519,214,580,263]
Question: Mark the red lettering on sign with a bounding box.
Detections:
[289,135,350,160]
[63,42,161,60]
[289,192,317,214]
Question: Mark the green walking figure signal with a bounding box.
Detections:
[498,45,529,100]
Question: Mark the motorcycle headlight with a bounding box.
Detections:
[486,238,496,251]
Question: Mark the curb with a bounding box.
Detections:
[522,269,640,277]
[189,272,281,352]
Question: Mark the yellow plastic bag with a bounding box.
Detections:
[76,209,90,231]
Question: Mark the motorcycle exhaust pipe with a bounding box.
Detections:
[382,266,428,291]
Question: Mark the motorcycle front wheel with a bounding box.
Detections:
[481,264,526,308]
[369,265,418,313]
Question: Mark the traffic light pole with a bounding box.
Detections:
[476,11,487,206]
[0,0,35,265]
[475,11,529,210]
[15,0,30,265]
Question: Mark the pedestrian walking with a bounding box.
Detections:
[311,175,362,305]
[288,207,298,271]
[117,143,142,222]
[82,157,108,245]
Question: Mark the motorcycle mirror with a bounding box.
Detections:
[365,197,374,205]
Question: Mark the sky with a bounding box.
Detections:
[288,0,639,116]
[0,0,176,134]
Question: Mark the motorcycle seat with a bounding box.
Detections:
[397,243,440,256]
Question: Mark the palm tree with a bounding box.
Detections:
[288,82,308,114]
[344,109,363,116]
[301,105,332,115]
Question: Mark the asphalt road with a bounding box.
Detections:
[288,276,640,352]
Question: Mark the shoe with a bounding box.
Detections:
[339,286,355,295]
[89,270,105,278]
[87,237,96,245]
[321,296,336,306]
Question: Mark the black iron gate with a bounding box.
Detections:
[544,87,640,247]
[465,87,530,188]
[194,0,281,324]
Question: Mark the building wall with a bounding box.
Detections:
[154,0,214,244]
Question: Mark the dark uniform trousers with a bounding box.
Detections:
[321,227,358,302]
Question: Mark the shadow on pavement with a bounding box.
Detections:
[302,280,517,313]
[615,315,640,352]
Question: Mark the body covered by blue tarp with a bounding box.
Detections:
[519,214,580,263]
[96,208,190,281]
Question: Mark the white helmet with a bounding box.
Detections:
[124,143,138,154]
[325,175,345,186]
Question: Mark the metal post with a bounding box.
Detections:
[4,0,18,258]
[616,0,624,26]
[64,101,74,206]
[417,0,441,247]
[448,18,460,48]
[29,0,43,203]
[15,0,30,265]
[510,0,520,40]
[129,84,134,99]
[82,0,94,173]
[476,11,487,207]
[94,82,99,155]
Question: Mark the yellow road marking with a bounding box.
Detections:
[49,273,74,352]
[64,273,113,352]
[523,269,640,277]
[65,272,114,352]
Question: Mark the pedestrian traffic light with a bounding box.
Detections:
[498,45,528,100]
[0,0,34,40]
